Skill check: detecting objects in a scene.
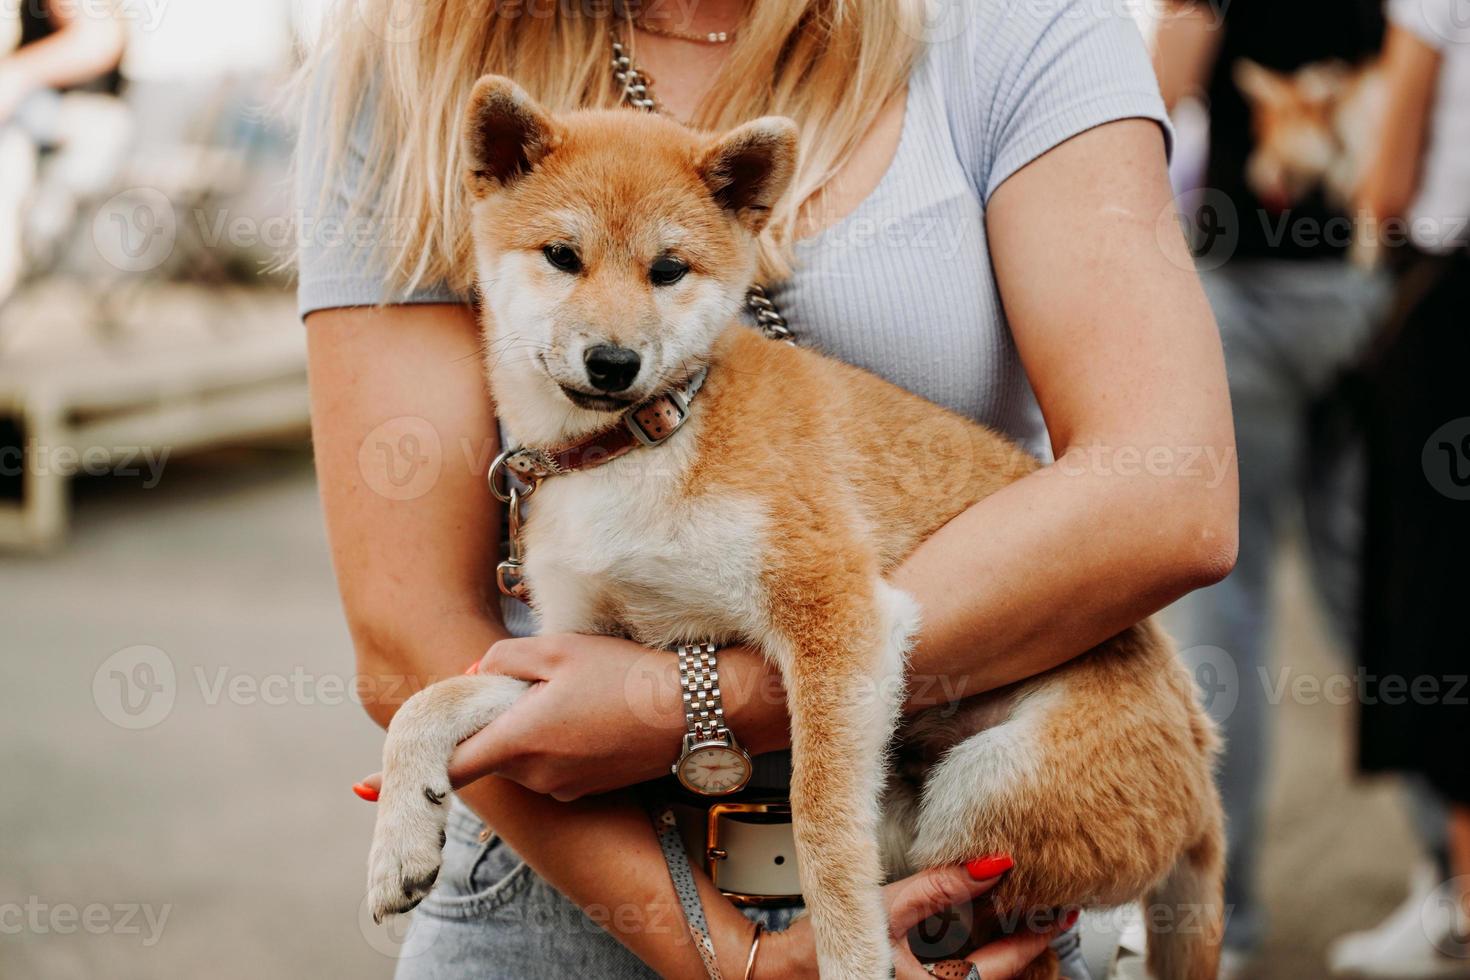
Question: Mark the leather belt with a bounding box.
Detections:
[671,799,803,906]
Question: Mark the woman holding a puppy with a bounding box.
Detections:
[297,1,1236,977]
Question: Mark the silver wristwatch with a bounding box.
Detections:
[671,641,754,796]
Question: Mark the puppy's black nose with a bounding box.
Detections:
[583,345,641,393]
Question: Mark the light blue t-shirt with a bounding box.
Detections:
[297,0,1171,640]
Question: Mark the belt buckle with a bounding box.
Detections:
[705,801,801,907]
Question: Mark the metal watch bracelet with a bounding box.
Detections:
[678,641,728,740]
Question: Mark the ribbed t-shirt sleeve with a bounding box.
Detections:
[294,71,461,319]
[943,0,1173,203]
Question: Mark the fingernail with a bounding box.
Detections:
[352,782,379,803]
[1061,908,1080,930]
[464,661,479,675]
[964,854,1014,880]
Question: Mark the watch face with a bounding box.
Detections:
[677,743,752,795]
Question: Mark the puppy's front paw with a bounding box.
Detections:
[366,785,451,923]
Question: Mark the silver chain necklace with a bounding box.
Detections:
[610,35,796,345]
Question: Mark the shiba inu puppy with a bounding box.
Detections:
[366,75,1224,980]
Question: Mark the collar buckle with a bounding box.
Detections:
[625,388,690,447]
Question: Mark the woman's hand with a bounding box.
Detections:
[355,634,790,801]
[753,863,1072,980]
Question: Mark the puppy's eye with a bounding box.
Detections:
[542,244,582,274]
[649,256,689,286]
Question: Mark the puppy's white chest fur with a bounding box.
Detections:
[521,437,770,647]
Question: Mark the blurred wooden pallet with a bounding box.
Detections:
[0,282,308,550]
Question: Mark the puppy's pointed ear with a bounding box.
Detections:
[462,75,559,199]
[698,117,798,233]
[1233,59,1289,109]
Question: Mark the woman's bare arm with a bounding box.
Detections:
[307,303,511,718]
[1355,23,1441,222]
[1151,1,1225,111]
[899,118,1236,700]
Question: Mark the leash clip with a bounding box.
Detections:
[490,449,544,601]
[495,485,532,601]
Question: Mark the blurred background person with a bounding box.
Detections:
[1152,0,1393,972]
[0,0,127,303]
[1329,0,1470,975]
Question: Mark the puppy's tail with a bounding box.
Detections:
[1145,796,1226,980]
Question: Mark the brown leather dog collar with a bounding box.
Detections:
[501,367,708,483]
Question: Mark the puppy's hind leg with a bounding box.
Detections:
[1145,790,1226,980]
[366,673,528,922]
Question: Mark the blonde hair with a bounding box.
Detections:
[298,0,924,293]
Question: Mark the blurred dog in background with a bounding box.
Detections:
[1233,57,1385,265]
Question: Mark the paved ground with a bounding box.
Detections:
[0,448,1430,978]
[1223,548,1425,978]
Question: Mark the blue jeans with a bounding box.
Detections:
[393,799,1091,978]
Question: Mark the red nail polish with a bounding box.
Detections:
[352,782,379,803]
[464,661,479,675]
[1061,908,1080,930]
[964,854,1014,880]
